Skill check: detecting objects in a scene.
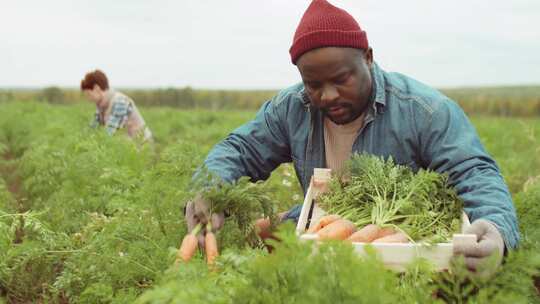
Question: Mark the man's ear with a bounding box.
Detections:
[364,47,373,67]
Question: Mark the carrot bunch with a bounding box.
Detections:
[316,155,463,243]
[307,214,409,243]
[175,221,219,267]
[192,175,278,248]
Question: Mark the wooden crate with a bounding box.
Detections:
[296,168,477,271]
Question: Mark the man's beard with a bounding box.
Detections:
[321,103,354,125]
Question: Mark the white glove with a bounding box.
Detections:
[184,194,224,249]
[453,219,505,271]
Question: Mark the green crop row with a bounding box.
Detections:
[0,101,538,303]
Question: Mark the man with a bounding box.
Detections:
[186,0,519,270]
[81,69,153,142]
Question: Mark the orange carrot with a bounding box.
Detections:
[372,231,409,243]
[175,223,202,265]
[375,227,397,239]
[317,219,357,240]
[256,213,287,253]
[347,224,381,243]
[255,212,288,240]
[205,222,219,266]
[307,214,341,233]
[255,218,273,239]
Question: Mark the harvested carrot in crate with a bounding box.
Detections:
[296,157,477,271]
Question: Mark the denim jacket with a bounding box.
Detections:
[202,63,520,249]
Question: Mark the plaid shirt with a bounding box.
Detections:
[91,95,133,135]
[90,91,152,142]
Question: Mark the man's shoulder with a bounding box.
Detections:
[270,83,307,108]
[251,83,309,130]
[381,68,457,117]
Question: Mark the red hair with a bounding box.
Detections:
[80,70,109,91]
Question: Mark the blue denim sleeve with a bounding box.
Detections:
[420,99,520,249]
[282,204,303,223]
[201,98,292,183]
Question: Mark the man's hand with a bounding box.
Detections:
[184,194,224,249]
[453,219,505,271]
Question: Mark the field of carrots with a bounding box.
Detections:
[1,101,540,303]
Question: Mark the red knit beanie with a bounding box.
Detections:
[289,0,368,65]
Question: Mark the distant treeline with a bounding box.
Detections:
[0,87,277,111]
[1,85,539,116]
[440,86,540,117]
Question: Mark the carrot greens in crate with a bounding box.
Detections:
[318,154,463,242]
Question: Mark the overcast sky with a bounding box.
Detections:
[1,0,539,89]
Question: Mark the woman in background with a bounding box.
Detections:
[81,69,153,142]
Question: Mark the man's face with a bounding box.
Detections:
[83,85,104,105]
[297,47,373,125]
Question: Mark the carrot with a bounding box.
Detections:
[375,227,397,239]
[255,211,288,239]
[347,224,380,243]
[256,213,287,253]
[175,223,202,265]
[307,214,341,233]
[255,218,273,239]
[372,231,409,243]
[317,219,357,240]
[205,222,219,266]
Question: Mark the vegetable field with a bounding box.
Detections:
[1,101,540,303]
